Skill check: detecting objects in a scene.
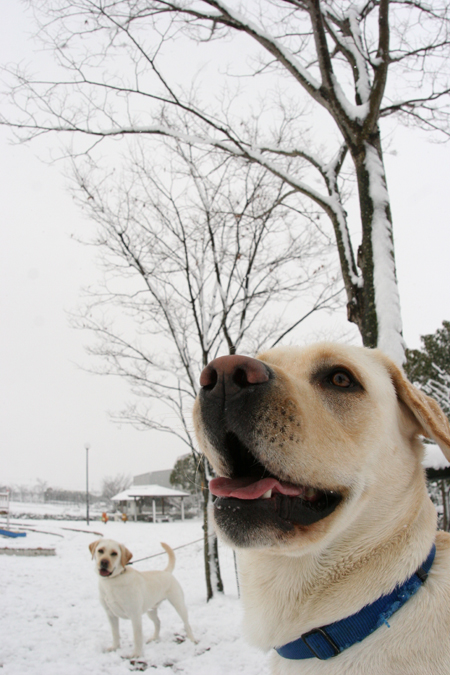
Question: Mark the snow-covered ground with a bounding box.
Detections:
[0,514,270,674]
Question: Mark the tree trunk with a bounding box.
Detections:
[441,480,448,532]
[351,130,404,363]
[210,514,224,593]
[199,457,223,601]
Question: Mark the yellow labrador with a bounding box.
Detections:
[89,539,196,658]
[193,343,450,674]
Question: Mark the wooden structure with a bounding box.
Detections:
[423,443,450,480]
[111,484,190,522]
[423,443,450,531]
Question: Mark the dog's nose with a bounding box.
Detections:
[200,355,271,398]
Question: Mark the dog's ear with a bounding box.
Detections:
[376,350,450,460]
[120,544,133,567]
[89,539,101,559]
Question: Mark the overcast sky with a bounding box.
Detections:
[1,2,449,493]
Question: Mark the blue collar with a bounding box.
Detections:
[275,544,436,661]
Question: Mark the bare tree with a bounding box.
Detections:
[101,473,132,502]
[34,478,49,502]
[70,139,339,598]
[2,1,450,361]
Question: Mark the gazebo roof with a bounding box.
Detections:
[422,443,450,471]
[111,484,190,501]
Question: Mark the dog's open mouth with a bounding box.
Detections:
[210,476,341,526]
[208,432,342,528]
[99,569,112,577]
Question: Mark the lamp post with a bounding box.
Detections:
[85,443,90,526]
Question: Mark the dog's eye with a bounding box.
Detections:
[111,552,118,556]
[98,549,104,554]
[324,368,362,390]
[330,371,353,388]
[314,366,362,393]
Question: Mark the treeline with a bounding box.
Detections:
[0,484,103,505]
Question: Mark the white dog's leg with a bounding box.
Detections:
[129,615,144,658]
[105,611,120,652]
[167,582,197,643]
[146,608,161,642]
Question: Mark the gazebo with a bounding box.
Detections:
[422,443,450,530]
[111,484,190,522]
[422,443,450,480]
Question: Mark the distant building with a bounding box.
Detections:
[120,465,200,521]
[423,443,450,480]
[112,484,190,522]
[133,469,172,489]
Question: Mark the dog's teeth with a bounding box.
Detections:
[304,487,317,499]
[261,489,272,499]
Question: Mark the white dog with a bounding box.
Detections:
[89,538,196,658]
[193,343,450,674]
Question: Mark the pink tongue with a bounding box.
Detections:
[209,476,303,500]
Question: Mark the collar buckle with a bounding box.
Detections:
[301,627,341,660]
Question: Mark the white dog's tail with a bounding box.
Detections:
[160,542,176,573]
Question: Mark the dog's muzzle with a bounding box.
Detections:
[198,355,342,546]
[199,354,273,473]
[99,559,112,577]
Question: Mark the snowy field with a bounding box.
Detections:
[0,513,270,674]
